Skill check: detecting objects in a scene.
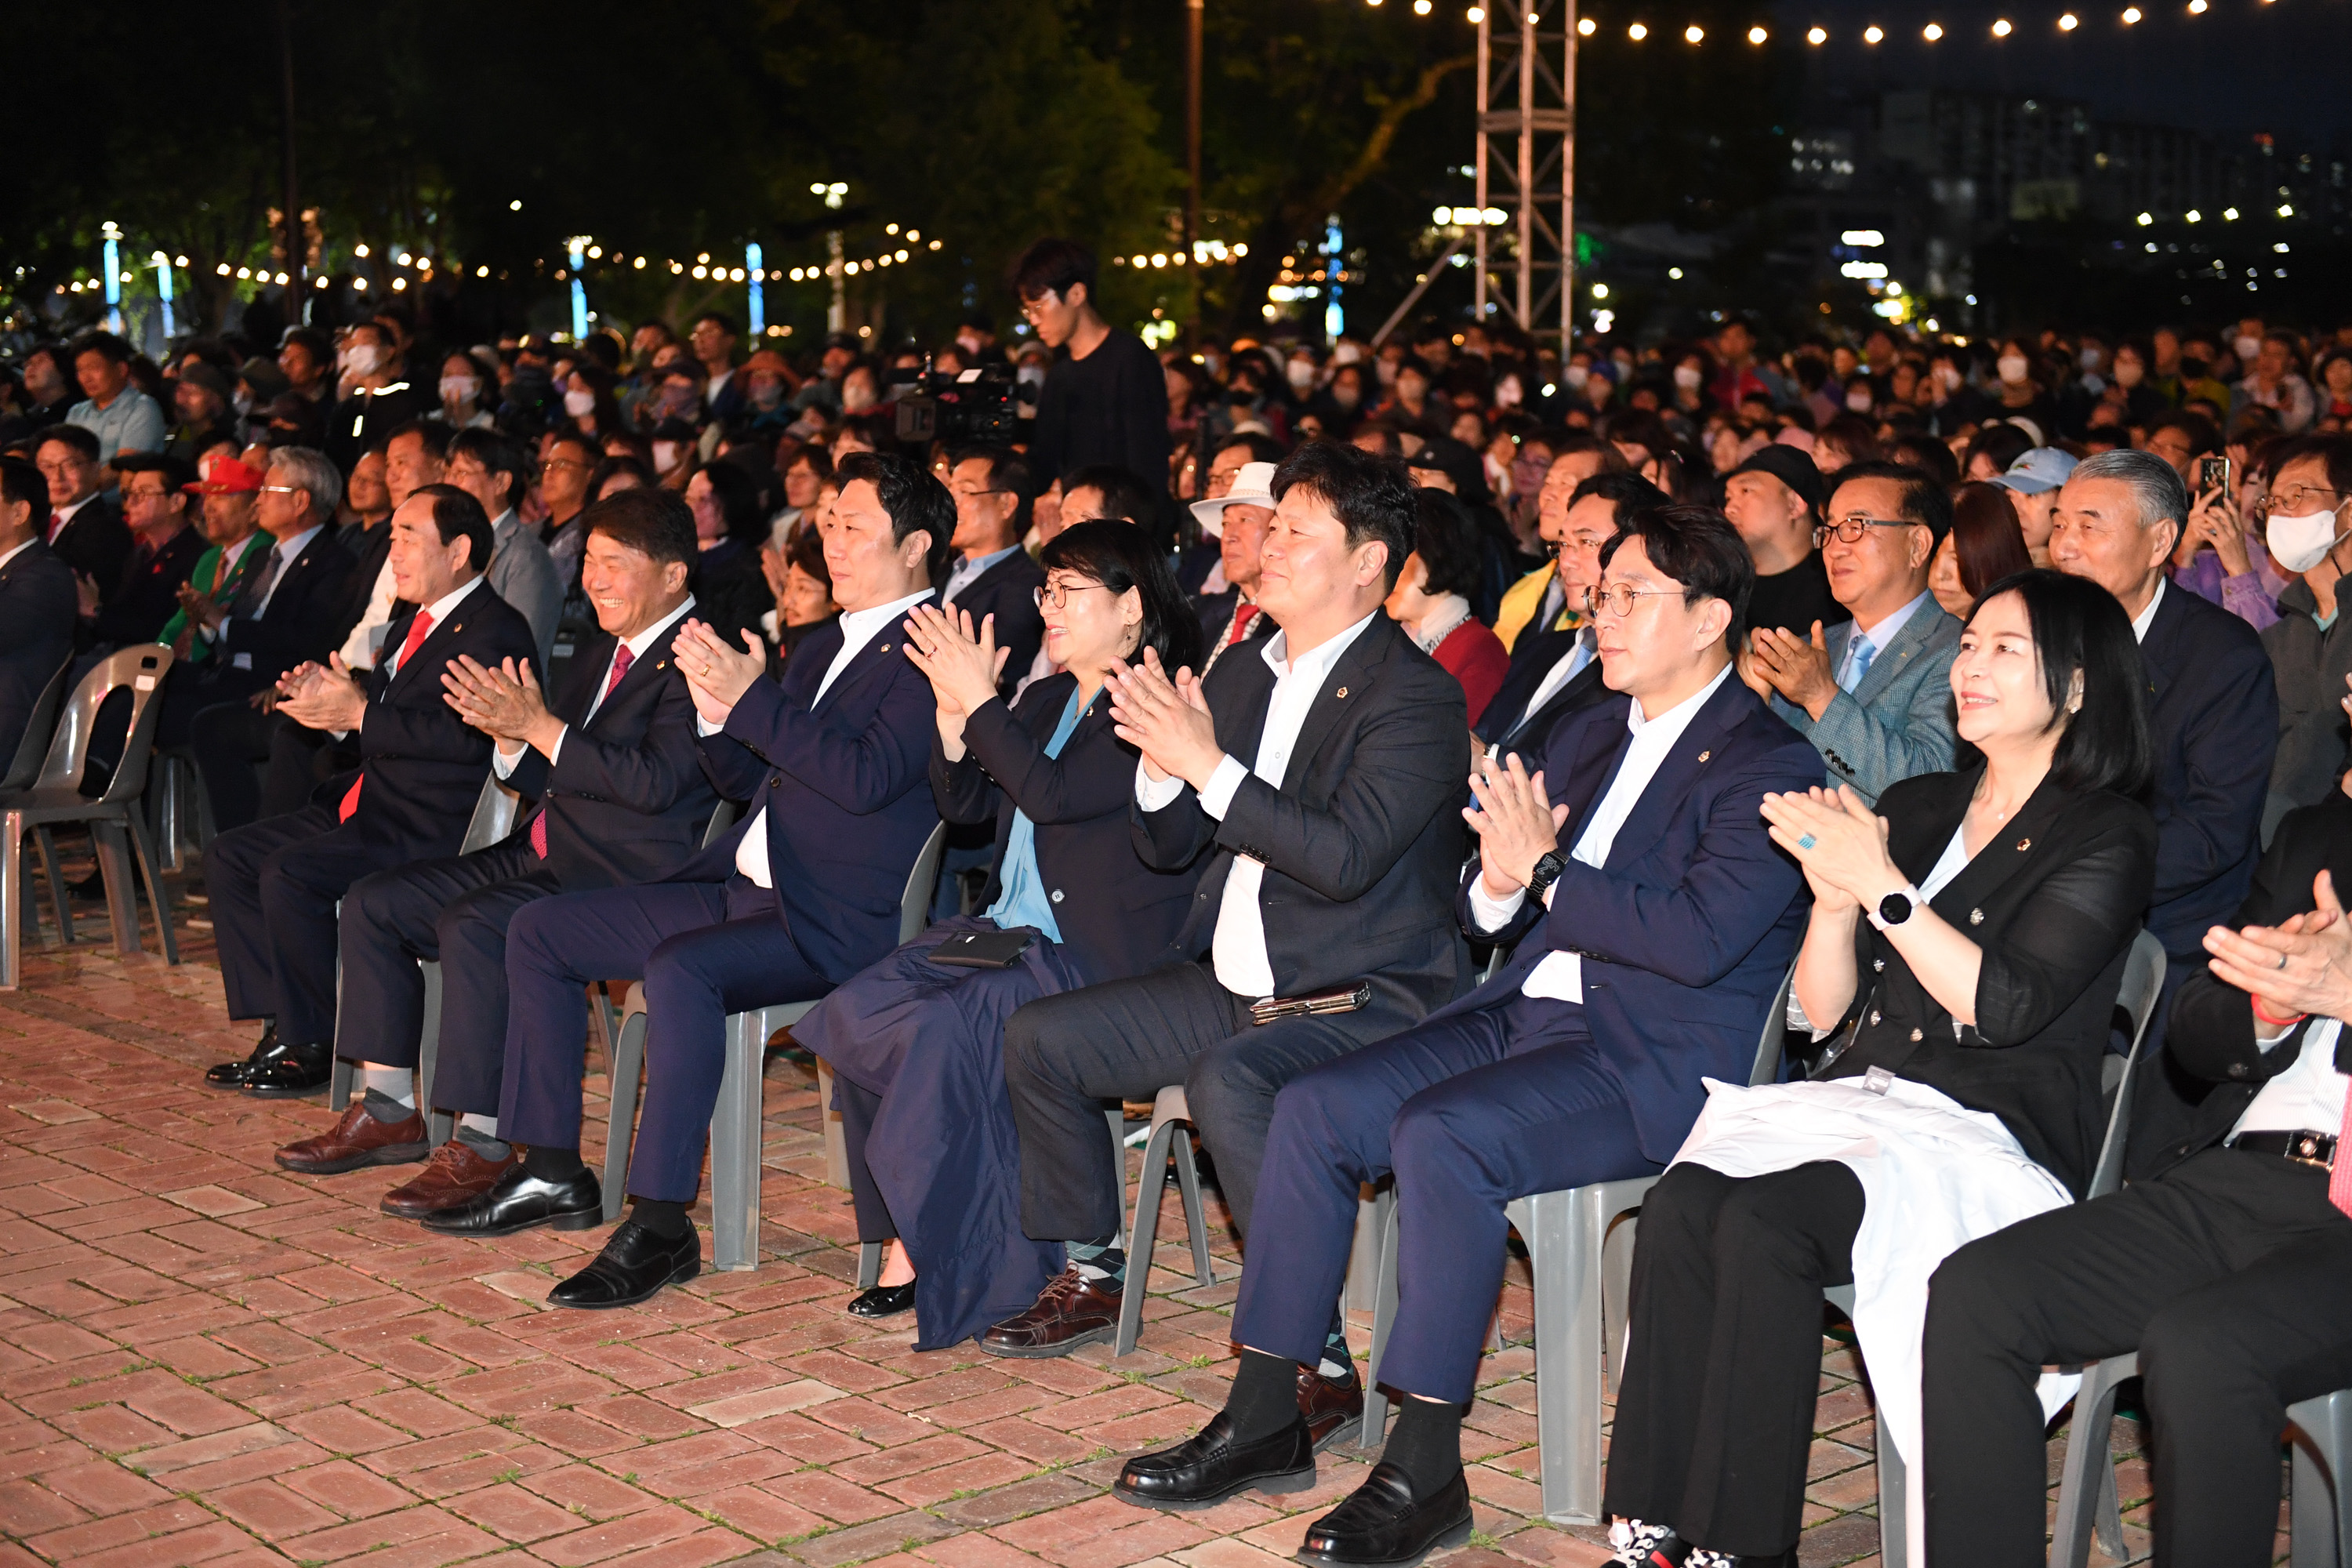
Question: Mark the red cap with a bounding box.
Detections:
[187,456,265,495]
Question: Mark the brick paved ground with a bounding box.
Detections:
[0,882,2176,1566]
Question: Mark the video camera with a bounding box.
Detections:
[893,361,1020,446]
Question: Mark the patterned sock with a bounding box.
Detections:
[1066,1236,1124,1289]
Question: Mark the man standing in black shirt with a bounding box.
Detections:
[1722,445,1849,637]
[1016,238,1170,498]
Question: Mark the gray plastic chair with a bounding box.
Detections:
[1357,958,1798,1526]
[1831,927,2166,1568]
[1,647,178,989]
[604,820,947,1269]
[328,773,521,1143]
[151,747,215,874]
[4,658,74,943]
[1112,1085,1224,1355]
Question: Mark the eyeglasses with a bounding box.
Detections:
[2260,486,2347,518]
[1584,582,1682,618]
[1019,294,1061,321]
[1814,514,1914,546]
[543,458,593,474]
[1034,582,1112,609]
[258,484,303,495]
[952,486,1013,501]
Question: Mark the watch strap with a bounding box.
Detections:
[1867,884,1924,932]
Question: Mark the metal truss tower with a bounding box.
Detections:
[1473,1,1576,347]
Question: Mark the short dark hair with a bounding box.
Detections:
[1605,408,1672,463]
[447,427,527,510]
[1570,470,1671,520]
[1816,412,1884,465]
[69,331,132,367]
[785,443,835,482]
[280,326,332,365]
[583,485,696,569]
[0,455,51,534]
[1062,463,1156,527]
[386,419,456,463]
[786,524,830,587]
[112,452,197,494]
[1886,430,1961,488]
[949,443,1036,535]
[1831,459,1955,546]
[1965,423,2036,478]
[2146,408,2220,457]
[36,424,100,463]
[1012,238,1098,305]
[589,455,654,501]
[1599,504,1755,646]
[1409,488,1488,601]
[1040,518,1203,674]
[1270,438,1418,591]
[2267,433,2352,502]
[697,459,767,545]
[1968,568,2153,797]
[1947,484,2034,600]
[408,482,495,575]
[835,448,956,582]
[1215,431,1288,467]
[691,310,739,339]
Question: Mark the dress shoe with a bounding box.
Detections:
[418,1163,602,1237]
[978,1265,1122,1358]
[241,1040,334,1098]
[203,1023,281,1089]
[381,1138,517,1218]
[1299,1361,1366,1453]
[548,1219,700,1308]
[1296,1461,1472,1567]
[275,1100,429,1174]
[1113,1410,1316,1510]
[847,1282,916,1318]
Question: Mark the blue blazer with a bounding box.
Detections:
[683,600,942,985]
[1445,672,1824,1164]
[1476,627,1607,754]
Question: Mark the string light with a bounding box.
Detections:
[1627,20,1647,38]
[1807,24,1828,42]
[1991,17,2012,34]
[2122,5,2141,22]
[1863,24,1884,42]
[1922,21,1943,40]
[2059,12,2078,28]
[1684,23,1703,42]
[1747,24,1766,42]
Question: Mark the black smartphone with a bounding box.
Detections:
[2198,454,2231,496]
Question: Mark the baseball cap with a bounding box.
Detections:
[1989,447,2078,497]
[176,360,233,400]
[1189,460,1277,539]
[1728,444,1828,512]
[185,456,265,495]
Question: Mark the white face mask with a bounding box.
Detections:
[2234,335,2263,363]
[2268,508,2345,575]
[562,387,597,416]
[1286,358,1316,390]
[1934,364,1962,390]
[842,382,877,413]
[1332,343,1363,365]
[652,441,680,472]
[1997,354,2031,385]
[441,375,480,405]
[2113,360,2144,388]
[1672,365,1703,391]
[1846,387,1875,413]
[1564,364,1590,390]
[341,342,389,377]
[232,388,254,417]
[1495,376,1523,408]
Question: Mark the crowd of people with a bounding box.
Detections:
[5,235,2352,1568]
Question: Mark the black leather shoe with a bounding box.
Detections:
[548,1219,699,1308]
[203,1023,281,1089]
[1297,1462,1472,1567]
[241,1040,333,1098]
[1112,1411,1316,1511]
[418,1164,603,1237]
[848,1282,916,1318]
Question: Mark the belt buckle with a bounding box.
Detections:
[2288,1134,2336,1172]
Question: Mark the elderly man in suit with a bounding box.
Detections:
[1111,508,1820,1567]
[266,487,721,1217]
[201,485,538,1095]
[0,456,76,753]
[1740,459,1963,804]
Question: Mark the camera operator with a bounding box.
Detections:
[1014,238,1169,502]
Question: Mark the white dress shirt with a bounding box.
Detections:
[386,577,484,684]
[1471,662,1735,1003]
[2130,577,2166,644]
[1136,610,1378,999]
[496,596,695,779]
[728,586,933,889]
[2236,1016,2350,1139]
[1496,634,1593,749]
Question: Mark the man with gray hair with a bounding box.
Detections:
[2049,447,2278,989]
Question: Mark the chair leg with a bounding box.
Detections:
[2,811,22,990]
[858,1240,884,1291]
[601,993,648,1224]
[155,757,184,874]
[1518,1189,1609,1525]
[417,960,453,1148]
[2288,1388,2352,1568]
[92,822,140,956]
[2049,1353,2139,1568]
[125,812,176,966]
[1115,1119,1179,1357]
[1170,1127,1216,1288]
[35,827,72,946]
[1106,1109,1131,1248]
[1344,1185,1385,1312]
[1361,1186,1401,1449]
[817,1058,850,1190]
[709,1009,768,1271]
[1875,1407,1909,1568]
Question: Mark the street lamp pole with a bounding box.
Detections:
[275,0,305,315]
[1185,0,1203,346]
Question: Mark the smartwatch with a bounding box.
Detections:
[1868,884,1922,931]
[1527,850,1569,902]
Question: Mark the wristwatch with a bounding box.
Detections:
[1868,884,1922,931]
[1526,850,1569,902]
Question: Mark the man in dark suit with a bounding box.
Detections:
[1109,508,1820,1568]
[199,485,538,1096]
[1922,786,2352,1568]
[33,425,132,589]
[983,441,1469,1364]
[939,444,1047,691]
[82,454,205,650]
[419,451,953,1312]
[2050,448,2278,982]
[0,456,76,754]
[267,488,721,1217]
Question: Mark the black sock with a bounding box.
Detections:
[1066,1235,1124,1289]
[629,1196,692,1239]
[1380,1396,1464,1496]
[523,1144,585,1181]
[1224,1347,1303,1443]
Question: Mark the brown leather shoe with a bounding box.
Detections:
[1298,1361,1365,1453]
[274,1101,430,1174]
[381,1138,517,1218]
[978,1265,1123,1358]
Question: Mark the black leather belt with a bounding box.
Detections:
[2228,1130,2339,1170]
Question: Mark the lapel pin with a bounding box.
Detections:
[1697,750,1711,763]
[656,660,669,670]
[2016,837,2031,851]
[1334,686,1348,699]
[1969,908,1984,924]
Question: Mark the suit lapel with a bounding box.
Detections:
[1599,677,1748,870]
[1849,603,1951,710]
[1279,618,1394,793]
[1922,771,2077,921]
[814,594,934,714]
[2137,584,2185,710]
[1555,700,1632,823]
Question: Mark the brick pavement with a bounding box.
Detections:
[0,896,2169,1566]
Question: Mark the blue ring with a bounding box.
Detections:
[1797,833,1817,850]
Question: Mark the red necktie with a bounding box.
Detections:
[2333,1067,2352,1218]
[532,645,633,858]
[339,612,435,822]
[1227,603,1260,648]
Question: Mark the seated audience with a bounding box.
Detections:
[1181,434,1287,597]
[1189,459,1277,673]
[1492,435,1626,650]
[1741,460,1962,803]
[759,523,840,660]
[1386,488,1508,727]
[1058,463,1158,530]
[0,455,75,749]
[445,428,563,664]
[1987,446,2074,568]
[1604,569,2156,1566]
[82,453,204,652]
[1112,508,1818,1566]
[200,485,538,1094]
[939,443,1047,695]
[2255,434,2352,836]
[156,458,272,664]
[1930,482,2034,619]
[1720,445,1847,637]
[36,424,132,588]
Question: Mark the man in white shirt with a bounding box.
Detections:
[428,452,952,1314]
[984,442,1471,1379]
[1109,510,1820,1568]
[1924,789,2352,1568]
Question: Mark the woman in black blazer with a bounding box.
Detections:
[792,521,1205,1349]
[1601,569,2158,1566]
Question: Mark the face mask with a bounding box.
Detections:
[2234,335,2263,363]
[652,441,680,472]
[1997,354,2031,385]
[562,388,596,416]
[1286,358,1316,390]
[1375,358,1397,387]
[1332,386,1361,411]
[2079,347,2103,372]
[232,389,253,417]
[1016,365,1046,390]
[1495,377,1523,408]
[1672,365,1703,391]
[341,342,388,377]
[2113,360,2144,388]
[441,376,480,405]
[2268,508,2344,575]
[1846,388,1875,413]
[1564,364,1590,390]
[1934,365,1962,391]
[842,383,877,413]
[1333,343,1363,365]
[956,330,983,355]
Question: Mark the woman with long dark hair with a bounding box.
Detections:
[1929,482,2035,617]
[790,521,1208,1347]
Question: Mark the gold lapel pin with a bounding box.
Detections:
[2016,837,2031,852]
[1334,686,1349,699]
[1697,750,1711,763]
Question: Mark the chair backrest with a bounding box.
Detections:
[700,799,739,848]
[1749,959,1799,1087]
[2,656,73,792]
[458,776,522,854]
[31,645,176,803]
[2085,928,2167,1200]
[899,819,949,944]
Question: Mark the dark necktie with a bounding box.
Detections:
[531,645,634,858]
